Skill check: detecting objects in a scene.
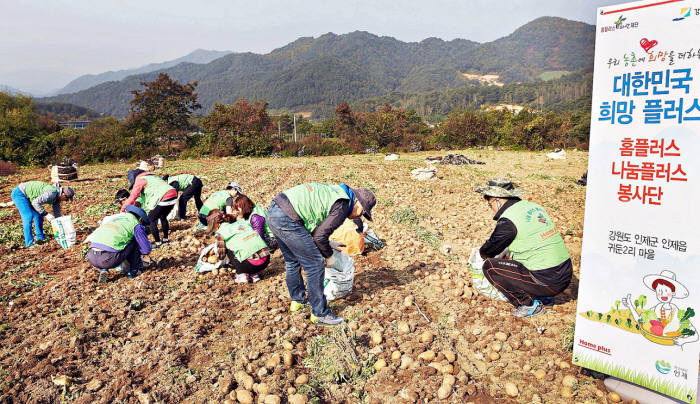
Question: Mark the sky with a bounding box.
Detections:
[0,0,625,95]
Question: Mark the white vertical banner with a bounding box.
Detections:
[573,1,700,402]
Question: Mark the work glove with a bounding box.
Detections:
[324,254,337,268]
[329,240,346,251]
[45,214,55,222]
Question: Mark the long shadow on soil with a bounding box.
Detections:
[330,253,442,312]
[554,273,580,305]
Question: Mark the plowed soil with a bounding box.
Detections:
[0,150,606,403]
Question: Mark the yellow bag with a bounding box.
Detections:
[330,219,365,256]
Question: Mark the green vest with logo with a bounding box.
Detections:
[90,213,140,251]
[23,181,56,201]
[247,205,273,237]
[141,175,174,213]
[200,190,230,216]
[169,174,194,191]
[283,183,349,233]
[217,221,268,262]
[500,200,570,271]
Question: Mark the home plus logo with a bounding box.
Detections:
[655,359,671,375]
[600,14,639,33]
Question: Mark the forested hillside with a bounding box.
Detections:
[43,17,594,118]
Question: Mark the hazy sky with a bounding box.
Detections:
[1,0,623,94]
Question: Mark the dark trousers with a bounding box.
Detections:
[199,213,208,226]
[87,240,142,271]
[227,253,270,274]
[482,258,571,307]
[148,202,175,243]
[178,177,203,219]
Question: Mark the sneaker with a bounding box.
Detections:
[511,300,545,318]
[534,296,554,306]
[162,238,169,243]
[26,243,39,249]
[153,241,163,248]
[250,274,261,283]
[310,313,347,326]
[235,273,250,283]
[289,301,308,313]
[97,270,109,283]
[127,270,142,279]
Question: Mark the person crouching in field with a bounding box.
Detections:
[198,182,242,226]
[11,181,74,248]
[267,182,375,326]
[162,174,204,221]
[231,194,277,250]
[119,169,177,247]
[206,209,271,283]
[87,205,152,282]
[474,178,572,318]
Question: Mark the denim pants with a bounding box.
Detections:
[267,202,330,317]
[11,187,46,247]
[87,239,142,272]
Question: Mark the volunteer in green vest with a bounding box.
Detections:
[11,181,75,248]
[162,174,204,221]
[120,169,177,246]
[475,178,572,318]
[267,182,376,326]
[88,205,152,282]
[197,182,242,226]
[231,194,277,250]
[206,210,271,283]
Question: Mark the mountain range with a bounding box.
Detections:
[42,17,595,118]
[55,49,232,95]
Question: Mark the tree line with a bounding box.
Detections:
[0,73,590,167]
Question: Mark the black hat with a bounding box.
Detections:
[352,188,376,221]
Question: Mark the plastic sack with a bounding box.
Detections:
[51,215,77,249]
[330,219,365,256]
[194,243,229,273]
[323,251,355,300]
[467,247,508,302]
[167,198,179,221]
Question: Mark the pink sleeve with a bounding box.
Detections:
[121,178,146,212]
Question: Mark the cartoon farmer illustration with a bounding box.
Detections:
[622,270,698,349]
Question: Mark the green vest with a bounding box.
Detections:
[90,213,139,251]
[141,175,175,213]
[500,200,570,271]
[217,221,268,262]
[169,174,194,191]
[247,205,273,237]
[200,190,231,216]
[284,183,350,233]
[23,181,56,201]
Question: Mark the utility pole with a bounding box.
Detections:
[278,120,281,139]
[293,113,297,143]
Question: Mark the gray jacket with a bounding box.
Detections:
[18,183,61,217]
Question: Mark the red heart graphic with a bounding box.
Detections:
[640,38,658,53]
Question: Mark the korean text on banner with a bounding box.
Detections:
[573,1,700,403]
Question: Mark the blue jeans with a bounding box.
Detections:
[11,187,46,247]
[267,202,330,317]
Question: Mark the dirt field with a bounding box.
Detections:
[0,150,602,403]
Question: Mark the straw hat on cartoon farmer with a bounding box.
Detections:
[643,270,689,299]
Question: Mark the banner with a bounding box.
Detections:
[573,1,700,402]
